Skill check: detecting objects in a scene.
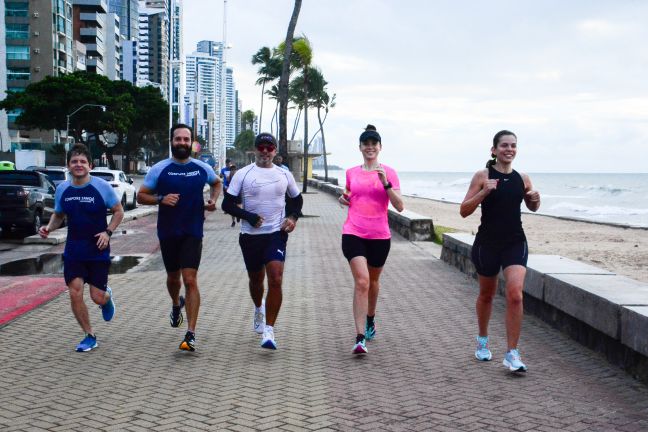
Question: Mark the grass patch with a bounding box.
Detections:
[432,225,458,245]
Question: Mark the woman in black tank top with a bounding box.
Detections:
[460,130,541,372]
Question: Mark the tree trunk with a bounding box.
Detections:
[259,82,265,132]
[278,0,302,159]
[318,106,328,182]
[291,107,301,140]
[301,68,309,193]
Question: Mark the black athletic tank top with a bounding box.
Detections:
[476,166,526,246]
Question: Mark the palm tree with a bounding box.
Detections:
[251,47,281,132]
[278,0,302,159]
[265,84,280,135]
[305,67,336,182]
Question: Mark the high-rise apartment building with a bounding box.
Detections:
[224,67,235,148]
[184,52,216,148]
[137,1,167,97]
[4,0,75,146]
[104,13,121,79]
[72,0,109,75]
[107,0,138,82]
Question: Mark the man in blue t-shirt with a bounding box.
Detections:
[219,158,233,190]
[137,123,222,352]
[39,144,124,352]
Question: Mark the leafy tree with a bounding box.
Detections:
[307,68,336,181]
[251,47,281,131]
[241,109,256,131]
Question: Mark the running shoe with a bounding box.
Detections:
[253,302,266,334]
[365,318,376,341]
[503,349,527,372]
[261,326,276,350]
[170,296,185,328]
[475,335,492,361]
[352,339,368,355]
[100,286,115,322]
[179,331,195,351]
[76,334,98,352]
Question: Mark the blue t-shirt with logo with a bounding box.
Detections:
[55,176,119,261]
[220,166,232,188]
[143,158,218,239]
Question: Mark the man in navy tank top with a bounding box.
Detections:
[137,124,222,352]
[39,144,124,352]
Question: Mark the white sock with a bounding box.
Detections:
[265,325,273,333]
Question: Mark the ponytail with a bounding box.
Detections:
[485,153,496,168]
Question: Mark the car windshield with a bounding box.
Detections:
[38,170,66,181]
[0,172,40,186]
[92,172,115,182]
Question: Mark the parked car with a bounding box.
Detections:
[90,168,137,210]
[33,166,70,188]
[137,165,150,175]
[0,161,15,171]
[0,170,56,235]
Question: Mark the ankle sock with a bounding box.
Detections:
[355,334,365,344]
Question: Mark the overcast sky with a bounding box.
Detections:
[183,1,648,173]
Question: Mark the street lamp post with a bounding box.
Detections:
[65,104,106,149]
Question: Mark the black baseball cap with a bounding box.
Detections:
[255,133,277,148]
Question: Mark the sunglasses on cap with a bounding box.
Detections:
[257,143,276,152]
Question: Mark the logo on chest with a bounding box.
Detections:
[168,170,200,177]
[64,196,95,204]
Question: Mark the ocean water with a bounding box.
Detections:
[313,169,648,228]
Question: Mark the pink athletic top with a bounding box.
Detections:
[342,164,400,239]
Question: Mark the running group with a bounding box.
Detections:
[40,124,540,373]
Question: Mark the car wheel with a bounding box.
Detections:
[121,194,127,209]
[131,192,137,210]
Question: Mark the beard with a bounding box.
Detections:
[171,144,191,160]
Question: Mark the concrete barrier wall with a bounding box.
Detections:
[441,232,648,382]
[307,178,435,241]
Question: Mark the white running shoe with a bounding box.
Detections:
[253,302,266,334]
[261,326,276,350]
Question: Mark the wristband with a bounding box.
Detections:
[157,194,165,204]
[383,182,392,190]
[105,229,113,237]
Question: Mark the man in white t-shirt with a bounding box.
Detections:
[222,133,303,350]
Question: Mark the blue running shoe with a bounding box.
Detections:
[76,334,98,352]
[170,296,185,328]
[179,331,195,351]
[101,286,115,322]
[503,349,527,372]
[365,318,376,341]
[475,336,492,361]
[261,326,277,350]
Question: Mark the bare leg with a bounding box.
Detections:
[181,268,200,333]
[502,265,526,350]
[367,265,384,316]
[248,268,265,308]
[350,257,370,335]
[89,285,110,306]
[476,274,498,337]
[265,261,284,326]
[166,270,182,306]
[68,278,92,335]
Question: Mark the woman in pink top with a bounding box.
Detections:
[339,124,404,354]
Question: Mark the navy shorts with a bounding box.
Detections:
[160,236,203,272]
[239,231,288,272]
[341,234,391,268]
[63,259,110,290]
[471,238,528,277]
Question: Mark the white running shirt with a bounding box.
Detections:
[227,163,301,235]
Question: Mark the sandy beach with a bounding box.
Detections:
[401,195,648,284]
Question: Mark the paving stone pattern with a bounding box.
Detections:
[1,191,648,431]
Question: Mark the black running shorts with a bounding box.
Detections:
[341,234,391,268]
[159,236,203,272]
[63,259,110,290]
[239,231,289,272]
[471,238,528,277]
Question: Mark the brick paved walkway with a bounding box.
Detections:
[1,190,648,431]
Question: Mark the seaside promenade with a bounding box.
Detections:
[1,190,648,431]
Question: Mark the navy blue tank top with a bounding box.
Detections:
[476,166,526,246]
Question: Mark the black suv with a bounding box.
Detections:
[0,170,56,235]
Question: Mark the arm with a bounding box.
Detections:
[222,192,263,227]
[522,173,541,212]
[94,202,125,251]
[374,166,404,212]
[460,170,496,218]
[39,212,65,238]
[281,194,303,233]
[137,185,180,207]
[204,178,222,211]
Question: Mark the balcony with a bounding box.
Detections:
[79,12,105,28]
[72,0,107,13]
